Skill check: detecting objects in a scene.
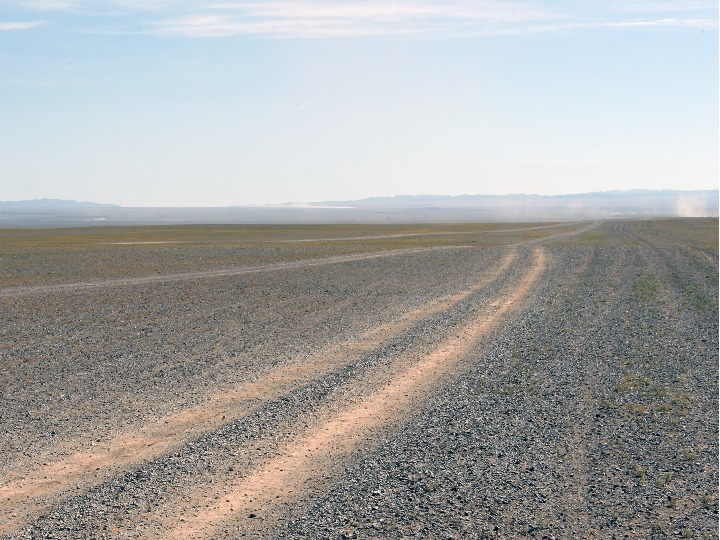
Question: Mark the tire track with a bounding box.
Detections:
[159,248,546,540]
[0,222,596,298]
[515,221,601,247]
[269,222,586,243]
[97,223,587,246]
[0,251,519,536]
[697,250,718,269]
[0,247,466,298]
[619,222,719,315]
[0,223,598,536]
[557,247,626,537]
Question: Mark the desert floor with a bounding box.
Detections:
[0,219,717,539]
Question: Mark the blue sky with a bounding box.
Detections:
[1,1,717,206]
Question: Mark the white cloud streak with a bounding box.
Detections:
[6,0,182,11]
[606,18,714,28]
[7,0,75,10]
[154,1,559,38]
[0,21,45,30]
[5,0,718,37]
[518,158,603,167]
[153,0,718,38]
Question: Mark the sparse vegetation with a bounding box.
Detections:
[699,493,714,509]
[633,463,648,482]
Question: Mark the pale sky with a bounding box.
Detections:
[1,1,717,206]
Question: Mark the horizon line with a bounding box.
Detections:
[1,188,718,209]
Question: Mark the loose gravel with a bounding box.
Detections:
[1,219,716,539]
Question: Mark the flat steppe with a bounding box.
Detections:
[0,219,717,539]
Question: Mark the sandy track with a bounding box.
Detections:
[516,221,600,246]
[697,250,719,268]
[0,251,519,535]
[270,222,586,243]
[0,222,593,298]
[0,223,597,536]
[3,220,715,539]
[98,223,587,246]
[160,248,546,539]
[0,246,466,298]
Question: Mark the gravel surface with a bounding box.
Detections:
[0,219,716,539]
[1,247,499,468]
[280,227,719,540]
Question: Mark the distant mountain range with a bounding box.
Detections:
[311,189,719,210]
[0,190,716,227]
[300,189,719,218]
[0,198,119,208]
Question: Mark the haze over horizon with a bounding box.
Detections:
[1,188,718,209]
[1,1,717,207]
[1,190,716,229]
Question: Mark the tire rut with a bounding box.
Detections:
[0,247,467,298]
[0,250,520,536]
[1,222,606,538]
[557,247,627,536]
[1,222,595,298]
[270,222,586,244]
[157,248,547,540]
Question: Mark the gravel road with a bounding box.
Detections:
[0,219,716,539]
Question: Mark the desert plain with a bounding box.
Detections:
[0,219,717,539]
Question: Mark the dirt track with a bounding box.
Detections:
[0,219,717,539]
[0,246,466,298]
[0,250,520,533]
[161,249,545,539]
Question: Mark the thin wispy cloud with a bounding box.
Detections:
[519,158,604,167]
[8,0,74,10]
[209,1,546,22]
[0,21,45,31]
[607,18,713,28]
[5,0,718,37]
[153,0,718,38]
[605,0,717,13]
[154,1,557,38]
